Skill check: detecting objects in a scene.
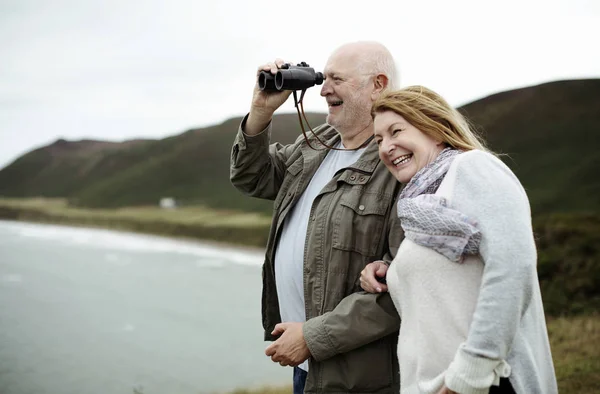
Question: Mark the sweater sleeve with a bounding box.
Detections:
[444,151,536,394]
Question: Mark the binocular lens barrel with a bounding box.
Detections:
[258,71,276,91]
[258,64,324,92]
[275,69,324,91]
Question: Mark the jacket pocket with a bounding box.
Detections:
[273,158,303,212]
[332,190,389,257]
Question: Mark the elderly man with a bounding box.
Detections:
[230,41,402,393]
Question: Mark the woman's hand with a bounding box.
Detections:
[360,260,389,293]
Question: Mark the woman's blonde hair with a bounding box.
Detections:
[372,85,490,152]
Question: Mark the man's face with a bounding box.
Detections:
[320,50,373,134]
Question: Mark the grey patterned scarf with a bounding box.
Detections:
[397,148,481,263]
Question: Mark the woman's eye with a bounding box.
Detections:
[392,129,402,135]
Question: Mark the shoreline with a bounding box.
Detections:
[0,198,271,251]
[0,217,267,256]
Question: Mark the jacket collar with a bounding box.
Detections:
[300,124,380,174]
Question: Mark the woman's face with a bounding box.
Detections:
[374,110,444,183]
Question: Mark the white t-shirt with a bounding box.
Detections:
[274,142,365,371]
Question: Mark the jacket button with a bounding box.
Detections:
[359,176,366,182]
[350,175,356,181]
[359,205,365,211]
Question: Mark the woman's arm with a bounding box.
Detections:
[444,151,535,394]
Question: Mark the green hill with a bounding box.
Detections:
[0,113,326,213]
[459,78,600,214]
[0,79,599,216]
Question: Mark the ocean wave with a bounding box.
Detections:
[1,220,264,267]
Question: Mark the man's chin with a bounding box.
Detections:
[326,115,338,128]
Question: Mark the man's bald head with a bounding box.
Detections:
[328,41,399,89]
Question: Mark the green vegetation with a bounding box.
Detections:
[0,198,271,248]
[548,314,600,393]
[0,113,327,214]
[1,80,599,216]
[460,79,600,215]
[536,212,600,316]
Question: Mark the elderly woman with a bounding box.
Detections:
[360,86,557,394]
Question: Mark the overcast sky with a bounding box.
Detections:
[1,0,599,169]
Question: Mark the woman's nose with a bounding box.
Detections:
[378,139,393,156]
[387,143,395,155]
[380,139,394,155]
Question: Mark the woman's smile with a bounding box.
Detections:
[392,154,413,167]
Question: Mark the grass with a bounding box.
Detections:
[535,212,600,316]
[0,197,271,227]
[0,197,272,248]
[548,314,600,392]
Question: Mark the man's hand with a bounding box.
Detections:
[245,59,293,135]
[360,260,389,293]
[436,385,457,394]
[265,322,311,367]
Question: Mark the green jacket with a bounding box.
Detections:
[230,117,403,393]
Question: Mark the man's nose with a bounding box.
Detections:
[320,79,332,96]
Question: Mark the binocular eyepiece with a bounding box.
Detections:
[258,62,325,92]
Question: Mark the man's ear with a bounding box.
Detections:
[371,74,389,100]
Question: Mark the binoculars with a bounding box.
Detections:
[258,62,325,92]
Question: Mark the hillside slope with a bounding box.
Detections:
[460,78,600,214]
[1,79,598,215]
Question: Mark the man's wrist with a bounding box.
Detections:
[245,108,274,135]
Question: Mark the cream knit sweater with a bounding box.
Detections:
[387,150,557,394]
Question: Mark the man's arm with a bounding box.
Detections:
[230,116,297,200]
[303,197,404,361]
[303,291,400,361]
[229,59,295,199]
[265,291,400,366]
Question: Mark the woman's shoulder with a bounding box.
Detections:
[453,149,504,169]
[451,150,518,183]
[443,149,527,202]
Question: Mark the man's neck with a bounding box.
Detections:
[339,121,374,149]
